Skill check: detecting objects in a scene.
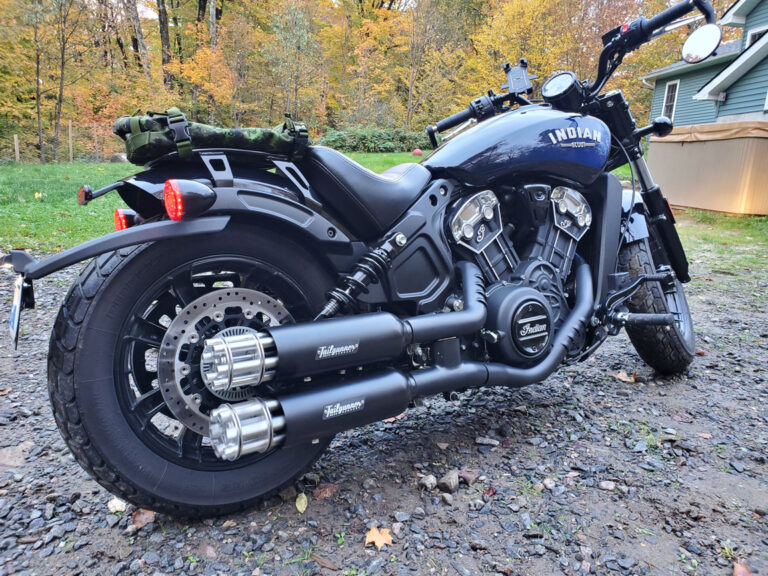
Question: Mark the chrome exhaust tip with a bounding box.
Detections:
[200,328,277,392]
[209,398,285,461]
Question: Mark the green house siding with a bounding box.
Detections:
[650,64,728,125]
[742,1,768,50]
[717,56,768,115]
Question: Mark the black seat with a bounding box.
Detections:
[299,146,431,241]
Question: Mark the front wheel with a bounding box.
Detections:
[618,238,695,375]
[48,225,336,517]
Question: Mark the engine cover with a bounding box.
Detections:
[485,285,553,366]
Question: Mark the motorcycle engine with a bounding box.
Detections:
[448,186,591,366]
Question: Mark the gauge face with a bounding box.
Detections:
[542,72,576,99]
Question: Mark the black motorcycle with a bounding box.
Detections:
[3,0,721,516]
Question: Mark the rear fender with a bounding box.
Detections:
[5,217,230,280]
[118,163,363,269]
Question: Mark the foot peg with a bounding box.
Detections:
[608,311,675,327]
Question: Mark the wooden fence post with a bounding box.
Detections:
[13,134,20,163]
[68,120,73,162]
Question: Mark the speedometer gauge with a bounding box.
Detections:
[541,71,585,111]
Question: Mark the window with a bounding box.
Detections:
[747,26,768,48]
[764,90,768,112]
[663,80,680,120]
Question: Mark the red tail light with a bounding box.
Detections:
[114,209,138,231]
[164,179,184,221]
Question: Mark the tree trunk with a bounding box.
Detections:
[124,0,152,83]
[34,17,46,164]
[53,36,66,162]
[197,0,207,23]
[157,0,172,87]
[209,0,217,51]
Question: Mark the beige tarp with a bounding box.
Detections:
[647,121,768,215]
[650,121,768,143]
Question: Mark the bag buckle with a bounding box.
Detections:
[167,113,190,144]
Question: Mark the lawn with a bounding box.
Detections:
[1,157,766,259]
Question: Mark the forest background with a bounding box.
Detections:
[0,0,735,162]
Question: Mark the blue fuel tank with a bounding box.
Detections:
[423,105,611,187]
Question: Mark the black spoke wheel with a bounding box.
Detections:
[48,225,336,516]
[618,237,695,375]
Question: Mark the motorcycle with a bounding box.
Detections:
[2,0,721,517]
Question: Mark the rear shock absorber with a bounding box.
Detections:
[314,234,404,320]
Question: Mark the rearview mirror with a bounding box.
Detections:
[682,24,722,64]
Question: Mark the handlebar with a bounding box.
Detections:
[589,0,716,94]
[643,0,715,35]
[435,108,475,133]
[426,0,716,144]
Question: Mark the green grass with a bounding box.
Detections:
[0,163,137,253]
[0,153,420,253]
[677,208,768,271]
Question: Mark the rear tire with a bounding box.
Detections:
[618,238,695,375]
[48,225,336,517]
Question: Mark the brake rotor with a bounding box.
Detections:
[157,288,292,434]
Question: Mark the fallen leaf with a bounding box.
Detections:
[382,410,407,423]
[132,508,155,529]
[615,370,637,383]
[482,485,497,502]
[734,563,753,576]
[107,498,127,514]
[365,525,393,551]
[295,492,308,514]
[458,467,481,485]
[314,483,339,500]
[221,520,236,529]
[695,348,708,356]
[0,388,10,396]
[310,552,339,571]
[697,432,712,439]
[435,442,449,450]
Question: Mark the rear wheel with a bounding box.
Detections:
[618,238,695,375]
[48,226,335,517]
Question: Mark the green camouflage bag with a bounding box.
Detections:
[113,107,310,166]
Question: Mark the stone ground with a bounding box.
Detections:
[0,216,766,576]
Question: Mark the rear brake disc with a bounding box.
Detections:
[157,288,292,434]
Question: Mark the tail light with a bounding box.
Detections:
[164,180,184,221]
[114,209,138,231]
[163,179,216,221]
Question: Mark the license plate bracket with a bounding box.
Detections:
[9,275,34,350]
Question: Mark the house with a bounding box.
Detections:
[643,0,768,214]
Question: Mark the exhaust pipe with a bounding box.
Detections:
[200,261,486,389]
[208,260,593,460]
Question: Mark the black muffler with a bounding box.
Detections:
[208,260,593,460]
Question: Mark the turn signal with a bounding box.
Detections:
[114,209,138,231]
[164,179,184,221]
[163,179,216,221]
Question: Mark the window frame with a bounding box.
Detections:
[662,79,680,121]
[764,89,768,112]
[747,25,768,48]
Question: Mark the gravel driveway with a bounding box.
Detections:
[0,218,766,576]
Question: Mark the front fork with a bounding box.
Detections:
[629,156,690,283]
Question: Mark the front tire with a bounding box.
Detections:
[48,226,335,517]
[618,238,695,375]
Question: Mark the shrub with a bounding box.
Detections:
[317,126,432,153]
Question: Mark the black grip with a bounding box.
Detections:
[642,0,695,34]
[435,107,474,133]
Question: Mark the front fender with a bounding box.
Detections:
[622,188,649,244]
[6,217,230,280]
